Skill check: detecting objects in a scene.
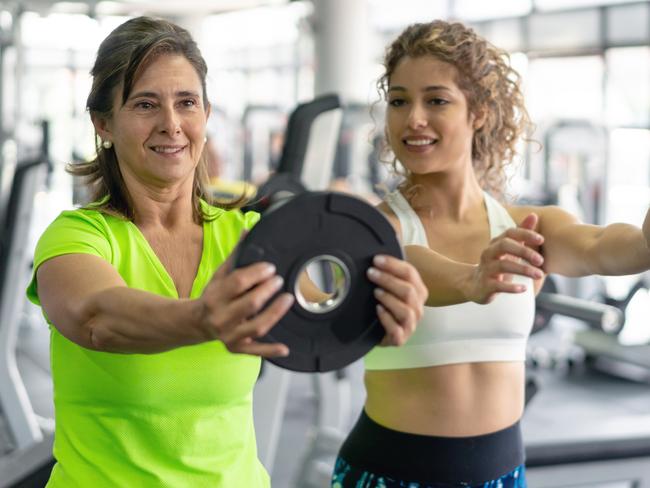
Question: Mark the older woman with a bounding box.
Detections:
[27,17,425,487]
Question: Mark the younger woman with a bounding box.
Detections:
[333,20,650,488]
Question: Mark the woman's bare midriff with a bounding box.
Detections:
[364,361,525,437]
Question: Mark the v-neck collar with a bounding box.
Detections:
[128,218,207,300]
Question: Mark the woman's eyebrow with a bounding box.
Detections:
[388,85,452,93]
[128,90,200,100]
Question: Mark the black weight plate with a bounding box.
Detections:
[234,191,402,372]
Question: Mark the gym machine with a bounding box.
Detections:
[0,135,53,486]
[241,104,287,184]
[537,118,650,389]
[524,277,650,487]
[248,94,347,487]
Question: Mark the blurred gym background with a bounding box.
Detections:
[1,1,650,487]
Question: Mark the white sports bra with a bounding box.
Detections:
[364,191,535,370]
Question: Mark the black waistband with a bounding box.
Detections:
[338,410,524,485]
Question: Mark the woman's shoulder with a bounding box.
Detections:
[50,205,114,230]
[506,203,580,229]
[505,204,536,225]
[377,197,402,238]
[34,205,118,266]
[201,200,259,231]
[201,200,247,219]
[200,199,224,216]
[40,205,139,253]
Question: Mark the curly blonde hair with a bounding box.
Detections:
[378,20,532,199]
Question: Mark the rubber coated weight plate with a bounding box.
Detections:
[234,191,403,372]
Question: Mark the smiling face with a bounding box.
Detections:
[386,55,483,178]
[93,54,210,193]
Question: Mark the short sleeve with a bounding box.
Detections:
[26,210,113,306]
[243,210,260,231]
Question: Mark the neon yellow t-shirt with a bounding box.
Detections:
[26,201,267,488]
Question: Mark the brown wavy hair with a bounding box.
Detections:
[378,20,532,199]
[68,16,243,222]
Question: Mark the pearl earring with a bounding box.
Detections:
[102,140,113,149]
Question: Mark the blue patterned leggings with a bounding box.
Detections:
[331,458,527,488]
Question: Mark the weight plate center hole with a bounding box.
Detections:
[294,255,351,314]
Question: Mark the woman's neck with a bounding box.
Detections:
[126,178,196,229]
[405,167,484,221]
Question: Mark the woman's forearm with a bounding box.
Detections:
[545,223,650,277]
[405,245,476,306]
[588,223,650,276]
[38,253,292,357]
[72,287,206,354]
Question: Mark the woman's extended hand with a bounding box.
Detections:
[197,256,294,357]
[366,255,428,346]
[467,213,545,304]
